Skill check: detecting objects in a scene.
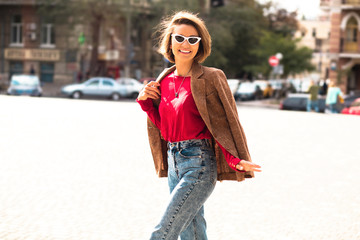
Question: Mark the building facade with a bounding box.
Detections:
[295,16,331,81]
[323,0,360,94]
[0,0,160,88]
[0,0,70,86]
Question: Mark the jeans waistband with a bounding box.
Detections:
[168,139,211,150]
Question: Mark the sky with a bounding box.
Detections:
[258,0,322,19]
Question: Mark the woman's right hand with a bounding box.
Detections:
[137,81,161,101]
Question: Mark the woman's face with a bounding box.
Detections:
[171,24,200,64]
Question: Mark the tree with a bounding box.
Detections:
[247,31,315,78]
[204,0,267,78]
[266,8,298,37]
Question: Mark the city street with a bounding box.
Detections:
[0,95,359,240]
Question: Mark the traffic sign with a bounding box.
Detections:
[269,56,279,67]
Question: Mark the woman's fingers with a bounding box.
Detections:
[239,161,262,172]
[138,82,161,100]
[146,86,161,96]
[145,89,160,99]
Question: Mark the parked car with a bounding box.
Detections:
[234,82,263,101]
[280,93,326,113]
[116,77,143,98]
[341,98,360,115]
[61,77,124,100]
[227,79,241,96]
[7,74,42,96]
[343,92,360,108]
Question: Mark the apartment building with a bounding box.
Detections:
[323,0,360,93]
[0,0,157,86]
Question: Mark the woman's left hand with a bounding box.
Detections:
[236,160,262,172]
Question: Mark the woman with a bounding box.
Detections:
[137,11,261,240]
[326,80,343,113]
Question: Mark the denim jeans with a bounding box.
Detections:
[329,103,339,113]
[150,139,217,240]
[307,99,319,112]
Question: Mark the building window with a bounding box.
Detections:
[41,23,55,47]
[9,61,24,79]
[11,15,23,46]
[346,18,358,42]
[40,62,54,82]
[312,28,316,38]
[315,39,323,52]
[344,17,358,52]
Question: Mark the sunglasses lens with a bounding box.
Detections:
[174,35,185,43]
[188,38,199,44]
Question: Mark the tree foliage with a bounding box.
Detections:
[247,31,315,78]
[205,0,266,78]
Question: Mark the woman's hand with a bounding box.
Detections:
[236,160,262,172]
[137,81,161,101]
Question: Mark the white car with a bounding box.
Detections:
[116,77,143,98]
[7,74,42,96]
[61,77,125,100]
[227,79,241,96]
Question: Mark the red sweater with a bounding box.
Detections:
[137,72,242,171]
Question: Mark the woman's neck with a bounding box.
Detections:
[174,61,193,76]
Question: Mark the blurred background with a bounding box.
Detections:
[0,0,360,114]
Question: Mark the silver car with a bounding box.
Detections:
[61,77,125,100]
[116,77,144,98]
[7,74,42,96]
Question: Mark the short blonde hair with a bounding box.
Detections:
[156,11,211,63]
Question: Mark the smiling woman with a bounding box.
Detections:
[136,11,261,240]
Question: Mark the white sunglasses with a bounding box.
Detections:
[172,34,201,45]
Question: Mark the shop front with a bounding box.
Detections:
[4,48,60,82]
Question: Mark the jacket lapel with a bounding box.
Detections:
[156,65,176,83]
[190,62,211,128]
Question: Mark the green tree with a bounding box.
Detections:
[247,31,315,78]
[205,0,267,78]
[265,7,298,37]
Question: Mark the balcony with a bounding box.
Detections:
[341,38,359,52]
[339,38,360,58]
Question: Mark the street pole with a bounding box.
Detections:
[0,16,4,75]
[124,0,132,78]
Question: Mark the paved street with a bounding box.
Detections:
[0,95,359,240]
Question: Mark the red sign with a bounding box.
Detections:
[268,56,279,67]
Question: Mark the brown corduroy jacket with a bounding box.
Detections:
[146,62,254,182]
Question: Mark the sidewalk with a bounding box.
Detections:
[237,98,281,109]
[41,82,64,97]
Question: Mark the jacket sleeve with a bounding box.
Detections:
[216,140,245,172]
[136,98,161,130]
[211,69,254,178]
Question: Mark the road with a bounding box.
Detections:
[0,95,359,240]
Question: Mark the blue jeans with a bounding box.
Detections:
[150,139,217,240]
[328,103,339,113]
[307,99,319,112]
